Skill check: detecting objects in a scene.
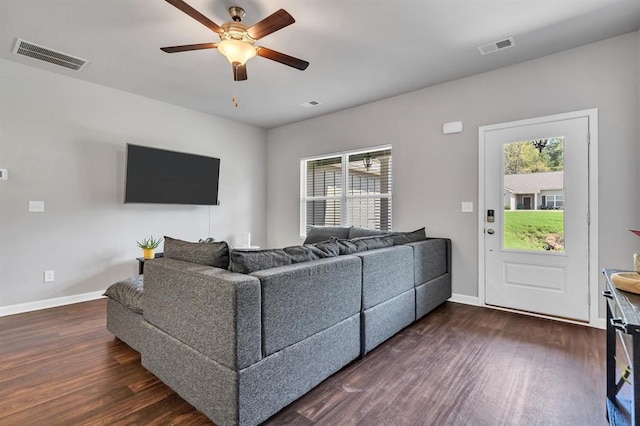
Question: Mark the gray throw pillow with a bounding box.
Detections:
[303,226,350,244]
[164,236,230,269]
[284,241,339,262]
[351,235,395,251]
[334,235,395,254]
[229,249,292,274]
[283,245,318,263]
[348,227,389,239]
[335,239,359,255]
[391,227,427,245]
[307,240,340,257]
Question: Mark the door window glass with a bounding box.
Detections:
[503,138,565,252]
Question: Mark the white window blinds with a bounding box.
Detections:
[300,147,392,235]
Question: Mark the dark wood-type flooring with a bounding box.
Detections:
[0,299,607,425]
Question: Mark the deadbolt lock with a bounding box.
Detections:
[487,228,495,234]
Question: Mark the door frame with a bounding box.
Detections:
[478,109,599,327]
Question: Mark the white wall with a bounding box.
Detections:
[0,59,267,309]
[267,32,639,308]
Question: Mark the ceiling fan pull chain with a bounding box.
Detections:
[232,81,239,108]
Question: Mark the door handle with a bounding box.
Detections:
[487,228,495,234]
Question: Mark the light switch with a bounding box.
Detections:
[29,201,45,212]
[461,202,473,213]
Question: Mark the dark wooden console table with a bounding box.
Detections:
[603,268,640,425]
[136,252,164,274]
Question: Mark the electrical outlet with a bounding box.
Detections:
[44,270,54,283]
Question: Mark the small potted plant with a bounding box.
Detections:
[137,235,163,260]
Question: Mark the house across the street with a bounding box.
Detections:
[504,171,564,210]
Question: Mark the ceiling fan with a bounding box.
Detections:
[160,0,309,81]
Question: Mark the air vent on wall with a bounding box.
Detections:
[478,37,515,55]
[12,39,89,72]
[300,100,321,108]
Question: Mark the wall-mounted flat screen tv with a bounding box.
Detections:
[125,144,220,205]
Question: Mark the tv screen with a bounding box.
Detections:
[125,144,220,205]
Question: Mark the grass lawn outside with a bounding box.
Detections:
[503,210,564,251]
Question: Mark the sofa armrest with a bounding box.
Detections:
[144,258,261,370]
[407,238,451,285]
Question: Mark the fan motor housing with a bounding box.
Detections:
[220,21,255,43]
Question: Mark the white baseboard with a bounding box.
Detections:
[0,290,106,317]
[448,293,480,306]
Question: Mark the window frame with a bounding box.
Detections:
[300,145,392,237]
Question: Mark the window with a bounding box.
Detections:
[542,194,564,209]
[300,147,392,236]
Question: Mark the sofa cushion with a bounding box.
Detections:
[164,236,230,269]
[303,226,350,244]
[352,235,395,250]
[230,249,292,274]
[306,240,340,257]
[103,275,144,313]
[348,227,389,239]
[231,241,340,274]
[391,227,427,245]
[334,235,395,255]
[335,238,359,255]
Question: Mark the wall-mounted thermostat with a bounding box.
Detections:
[0,169,7,180]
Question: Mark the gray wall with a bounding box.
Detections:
[267,32,640,305]
[0,59,267,308]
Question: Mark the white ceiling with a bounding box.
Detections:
[2,1,640,129]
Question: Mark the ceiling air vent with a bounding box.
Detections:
[478,37,515,55]
[300,100,321,108]
[12,39,89,72]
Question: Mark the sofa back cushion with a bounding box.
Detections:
[303,226,350,244]
[391,227,427,245]
[230,249,292,274]
[229,241,340,274]
[348,227,388,239]
[335,235,395,255]
[164,236,230,269]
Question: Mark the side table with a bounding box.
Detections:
[136,252,164,274]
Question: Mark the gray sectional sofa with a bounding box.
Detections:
[105,227,451,426]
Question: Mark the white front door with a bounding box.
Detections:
[481,114,590,321]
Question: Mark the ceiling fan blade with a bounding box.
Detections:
[246,9,295,40]
[164,0,224,34]
[160,42,217,53]
[233,63,248,81]
[256,47,309,71]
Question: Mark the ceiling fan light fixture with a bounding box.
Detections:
[217,39,256,65]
